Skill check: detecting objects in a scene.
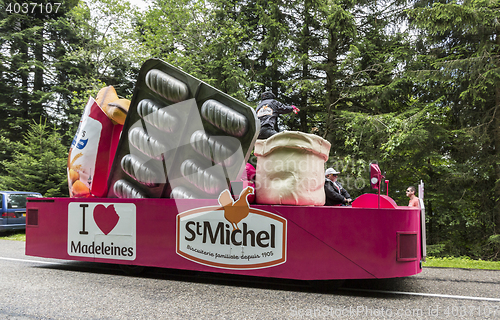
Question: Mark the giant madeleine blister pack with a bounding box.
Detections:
[106,59,260,199]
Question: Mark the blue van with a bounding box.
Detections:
[0,191,43,232]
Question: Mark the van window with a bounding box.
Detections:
[6,194,42,209]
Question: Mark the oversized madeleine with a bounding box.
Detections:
[72,180,91,198]
[96,86,119,111]
[105,98,131,125]
[68,169,80,184]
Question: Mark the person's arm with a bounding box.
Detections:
[273,100,294,115]
[338,183,352,204]
[341,188,351,202]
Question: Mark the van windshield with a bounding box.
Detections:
[7,194,42,209]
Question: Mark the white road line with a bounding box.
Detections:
[0,257,61,265]
[3,256,499,302]
[342,288,500,302]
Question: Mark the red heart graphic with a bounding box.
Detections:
[93,204,119,235]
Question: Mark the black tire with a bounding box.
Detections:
[307,280,345,292]
[120,265,146,276]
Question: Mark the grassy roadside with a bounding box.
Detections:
[0,231,26,241]
[2,232,500,270]
[422,256,500,270]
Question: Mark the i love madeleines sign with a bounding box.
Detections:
[67,203,136,260]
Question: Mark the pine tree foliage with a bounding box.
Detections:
[407,0,500,257]
[0,0,79,140]
[0,0,140,175]
[0,120,68,197]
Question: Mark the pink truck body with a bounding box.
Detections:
[25,193,424,280]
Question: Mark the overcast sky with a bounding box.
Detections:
[128,0,148,11]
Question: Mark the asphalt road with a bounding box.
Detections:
[1,239,499,320]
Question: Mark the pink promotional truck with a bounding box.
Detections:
[25,60,426,281]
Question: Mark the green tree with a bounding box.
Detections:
[0,0,79,142]
[0,120,68,197]
[0,0,142,159]
[137,0,262,102]
[404,0,500,258]
[55,0,143,139]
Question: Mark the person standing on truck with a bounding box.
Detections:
[406,186,420,207]
[256,91,300,139]
[324,168,352,206]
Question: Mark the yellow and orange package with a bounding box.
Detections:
[67,86,130,198]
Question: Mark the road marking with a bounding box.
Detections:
[0,257,61,265]
[3,256,499,303]
[342,288,500,302]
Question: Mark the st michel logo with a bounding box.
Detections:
[176,187,287,270]
[67,202,136,260]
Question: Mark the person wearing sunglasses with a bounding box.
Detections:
[324,168,352,206]
[406,186,419,207]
